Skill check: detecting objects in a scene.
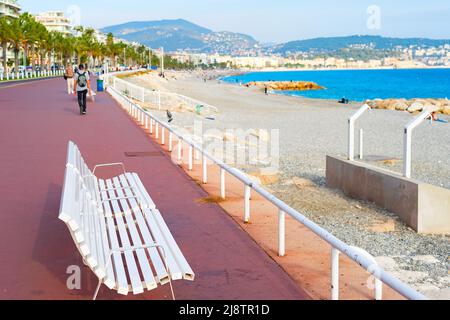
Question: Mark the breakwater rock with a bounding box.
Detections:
[247,81,324,91]
[365,98,450,115]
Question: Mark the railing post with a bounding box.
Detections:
[161,127,165,145]
[244,185,251,223]
[145,115,149,130]
[177,138,183,162]
[331,248,340,300]
[169,132,173,152]
[150,118,154,134]
[375,278,383,300]
[188,145,193,170]
[278,210,286,257]
[403,110,431,178]
[155,122,159,140]
[220,168,226,199]
[202,154,207,184]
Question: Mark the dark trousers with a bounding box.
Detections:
[77,90,88,113]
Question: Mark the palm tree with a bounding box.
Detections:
[0,17,13,72]
[7,18,24,72]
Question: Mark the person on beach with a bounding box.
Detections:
[264,85,268,95]
[64,63,74,95]
[73,64,92,115]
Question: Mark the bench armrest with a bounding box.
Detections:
[93,162,126,176]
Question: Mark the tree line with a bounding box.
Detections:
[0,12,194,73]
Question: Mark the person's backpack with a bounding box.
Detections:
[76,71,87,88]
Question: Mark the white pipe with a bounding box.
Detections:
[348,104,370,161]
[107,83,427,301]
[188,145,193,170]
[202,154,207,184]
[177,138,183,162]
[220,168,226,199]
[169,132,173,152]
[244,185,251,223]
[331,248,340,300]
[403,110,431,178]
[279,210,286,257]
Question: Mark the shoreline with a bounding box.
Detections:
[219,65,450,77]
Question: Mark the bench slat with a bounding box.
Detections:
[125,172,156,210]
[105,179,144,295]
[93,178,116,288]
[99,179,129,295]
[118,175,170,285]
[128,173,195,281]
[112,176,158,290]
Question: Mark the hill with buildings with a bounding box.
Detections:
[101,19,260,55]
[273,35,450,54]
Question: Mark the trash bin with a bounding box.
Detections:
[97,79,104,92]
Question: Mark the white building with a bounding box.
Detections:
[34,11,72,35]
[0,0,20,18]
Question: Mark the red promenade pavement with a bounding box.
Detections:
[0,78,309,300]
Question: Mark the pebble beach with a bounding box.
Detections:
[124,70,450,299]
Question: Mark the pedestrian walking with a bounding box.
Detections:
[64,63,74,94]
[73,64,92,115]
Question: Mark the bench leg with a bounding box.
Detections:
[93,279,103,300]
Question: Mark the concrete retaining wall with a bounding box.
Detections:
[326,156,450,235]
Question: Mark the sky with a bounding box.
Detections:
[20,0,450,43]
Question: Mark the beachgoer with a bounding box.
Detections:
[64,63,74,95]
[264,85,268,95]
[73,64,92,115]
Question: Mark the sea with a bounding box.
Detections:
[221,68,450,102]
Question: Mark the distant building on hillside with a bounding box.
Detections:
[0,0,21,18]
[34,11,73,35]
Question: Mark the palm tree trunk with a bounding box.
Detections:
[31,45,36,70]
[2,42,7,71]
[14,48,19,72]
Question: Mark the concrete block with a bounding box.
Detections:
[326,156,450,234]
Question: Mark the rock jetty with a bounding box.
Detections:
[247,81,324,91]
[365,98,450,115]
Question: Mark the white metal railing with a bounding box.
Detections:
[403,110,433,178]
[348,104,436,179]
[104,73,218,116]
[106,77,427,301]
[0,69,64,82]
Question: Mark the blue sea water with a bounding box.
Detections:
[222,69,450,102]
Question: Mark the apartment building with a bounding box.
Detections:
[34,11,72,35]
[0,0,20,18]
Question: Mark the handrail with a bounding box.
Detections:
[106,78,427,301]
[403,110,432,178]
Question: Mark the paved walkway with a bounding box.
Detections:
[0,78,308,300]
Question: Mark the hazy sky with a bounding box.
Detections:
[21,0,450,43]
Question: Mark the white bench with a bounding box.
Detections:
[59,141,195,299]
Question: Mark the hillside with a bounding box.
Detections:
[274,35,450,54]
[101,19,260,54]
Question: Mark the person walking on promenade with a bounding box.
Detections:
[64,63,74,95]
[73,64,92,115]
